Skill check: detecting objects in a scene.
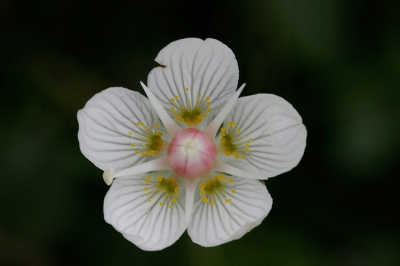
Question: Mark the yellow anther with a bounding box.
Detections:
[221,176,226,181]
[207,102,211,106]
[174,193,179,198]
[159,202,163,206]
[200,190,205,195]
[202,197,209,203]
[128,131,132,135]
[154,123,159,127]
[221,137,226,143]
[207,108,212,113]
[228,179,233,183]
[211,201,215,205]
[220,132,226,137]
[144,180,149,184]
[225,151,231,156]
[135,150,139,154]
[145,125,150,130]
[185,88,189,92]
[225,198,231,203]
[221,127,226,132]
[136,122,140,126]
[203,113,207,117]
[232,122,237,126]
[232,189,236,194]
[170,107,175,111]
[130,143,135,147]
[147,175,152,180]
[236,129,241,133]
[214,176,219,180]
[157,174,162,181]
[146,193,150,196]
[170,98,175,103]
[246,144,250,148]
[148,199,152,203]
[245,148,250,153]
[235,154,239,159]
[168,204,172,209]
[174,187,179,192]
[197,93,201,98]
[240,154,245,158]
[172,198,177,203]
[249,138,253,142]
[227,122,232,126]
[144,187,149,190]
[206,96,210,101]
[175,95,179,99]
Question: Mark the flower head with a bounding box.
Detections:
[78,38,307,250]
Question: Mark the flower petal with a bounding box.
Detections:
[78,87,168,172]
[147,38,239,127]
[104,172,186,251]
[217,94,307,178]
[187,175,272,247]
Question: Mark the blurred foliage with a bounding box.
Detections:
[1,0,400,265]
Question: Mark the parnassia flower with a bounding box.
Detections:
[78,38,307,251]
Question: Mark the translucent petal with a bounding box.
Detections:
[78,87,168,172]
[187,175,272,247]
[147,38,239,127]
[104,172,186,251]
[217,94,307,178]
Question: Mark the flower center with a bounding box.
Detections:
[167,128,217,178]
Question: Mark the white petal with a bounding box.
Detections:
[217,94,307,178]
[147,38,239,126]
[77,87,168,172]
[104,172,186,251]
[187,175,272,247]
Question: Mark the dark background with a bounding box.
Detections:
[1,1,400,265]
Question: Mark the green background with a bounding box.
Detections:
[1,1,399,265]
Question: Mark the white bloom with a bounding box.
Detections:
[78,38,307,251]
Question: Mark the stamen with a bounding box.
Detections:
[127,123,165,157]
[103,167,114,186]
[143,173,180,210]
[168,87,212,127]
[219,121,251,159]
[199,174,236,206]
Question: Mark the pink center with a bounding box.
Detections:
[167,128,217,178]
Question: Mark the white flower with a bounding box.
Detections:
[78,38,307,251]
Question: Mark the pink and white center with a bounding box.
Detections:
[167,128,217,178]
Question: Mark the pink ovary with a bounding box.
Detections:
[167,128,217,178]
